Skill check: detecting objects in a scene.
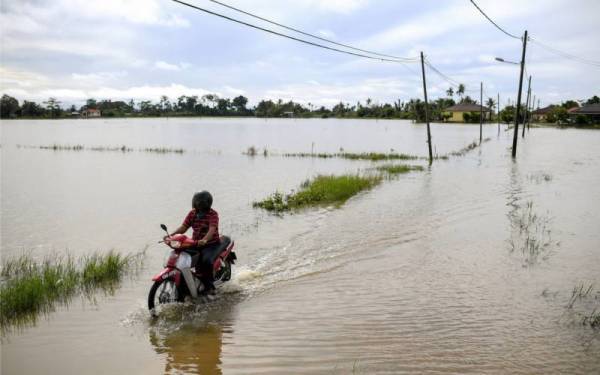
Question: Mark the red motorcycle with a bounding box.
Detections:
[148,224,236,313]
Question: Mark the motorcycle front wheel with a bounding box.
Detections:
[148,278,184,312]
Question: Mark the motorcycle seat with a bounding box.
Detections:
[188,236,231,267]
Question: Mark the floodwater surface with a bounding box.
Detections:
[1,118,599,374]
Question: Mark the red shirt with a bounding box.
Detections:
[182,209,220,244]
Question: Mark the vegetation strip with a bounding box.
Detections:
[253,174,382,212]
[376,164,425,175]
[18,144,184,154]
[0,251,144,333]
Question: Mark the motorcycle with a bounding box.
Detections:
[148,224,236,313]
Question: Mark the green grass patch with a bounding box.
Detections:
[0,251,144,333]
[40,144,84,151]
[282,151,420,161]
[143,147,184,154]
[376,164,425,175]
[253,174,382,212]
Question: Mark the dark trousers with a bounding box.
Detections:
[187,242,221,290]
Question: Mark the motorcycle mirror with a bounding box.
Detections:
[160,224,169,235]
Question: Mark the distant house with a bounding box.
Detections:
[531,105,555,122]
[82,108,101,118]
[444,104,491,122]
[569,103,600,123]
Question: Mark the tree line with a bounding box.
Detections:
[1,91,598,124]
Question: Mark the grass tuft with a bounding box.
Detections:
[143,147,184,154]
[253,174,382,212]
[376,164,425,175]
[0,251,144,333]
[282,151,420,161]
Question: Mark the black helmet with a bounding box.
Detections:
[192,191,213,213]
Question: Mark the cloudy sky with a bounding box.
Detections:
[1,0,599,108]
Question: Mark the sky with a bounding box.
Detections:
[1,0,599,109]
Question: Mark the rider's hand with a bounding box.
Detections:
[197,239,207,247]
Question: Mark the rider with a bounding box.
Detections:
[166,191,221,297]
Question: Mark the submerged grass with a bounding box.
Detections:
[143,147,184,154]
[40,144,84,151]
[508,201,557,266]
[253,174,382,212]
[27,144,183,154]
[282,151,420,161]
[564,282,600,329]
[0,251,144,333]
[376,164,425,175]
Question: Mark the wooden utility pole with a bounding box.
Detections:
[530,94,536,130]
[420,51,433,164]
[497,93,500,136]
[512,30,528,158]
[522,75,531,138]
[479,82,483,143]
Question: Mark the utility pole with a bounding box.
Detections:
[479,82,483,144]
[512,30,528,158]
[420,51,433,164]
[530,94,536,129]
[497,92,500,136]
[522,75,531,138]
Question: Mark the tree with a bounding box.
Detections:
[446,87,454,98]
[44,97,62,118]
[216,98,231,113]
[586,95,600,105]
[185,96,198,112]
[159,95,171,112]
[232,95,248,113]
[500,105,516,124]
[20,100,45,117]
[460,95,476,105]
[546,107,568,124]
[0,94,20,118]
[561,100,579,109]
[457,84,465,101]
[86,98,97,108]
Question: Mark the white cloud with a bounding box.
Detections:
[0,66,210,103]
[57,0,190,27]
[154,61,181,71]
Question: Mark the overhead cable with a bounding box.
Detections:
[424,58,479,93]
[529,37,600,67]
[172,0,417,65]
[206,0,419,62]
[468,0,521,40]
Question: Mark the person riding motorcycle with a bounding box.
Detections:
[164,191,221,298]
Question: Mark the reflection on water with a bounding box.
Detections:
[150,323,223,375]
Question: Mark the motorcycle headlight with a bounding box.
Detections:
[170,241,181,249]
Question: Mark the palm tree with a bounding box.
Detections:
[446,87,454,98]
[457,84,465,102]
[486,97,496,121]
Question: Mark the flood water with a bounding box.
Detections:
[1,118,599,374]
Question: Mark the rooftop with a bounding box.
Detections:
[445,104,491,112]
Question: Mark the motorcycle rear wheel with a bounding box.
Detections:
[148,279,184,312]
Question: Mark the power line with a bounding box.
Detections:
[423,58,479,93]
[171,0,418,65]
[205,0,419,62]
[529,37,600,67]
[469,0,600,68]
[468,0,521,40]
